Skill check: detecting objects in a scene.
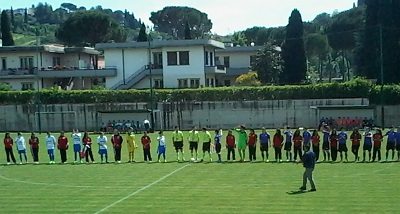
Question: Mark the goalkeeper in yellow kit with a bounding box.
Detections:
[127,127,138,162]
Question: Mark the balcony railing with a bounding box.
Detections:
[205,65,226,74]
[0,66,117,78]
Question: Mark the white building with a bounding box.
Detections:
[215,46,262,86]
[0,45,116,90]
[96,39,226,89]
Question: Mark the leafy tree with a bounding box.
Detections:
[305,33,330,80]
[56,11,126,46]
[184,21,192,39]
[61,3,77,12]
[150,6,212,39]
[35,3,55,24]
[124,10,140,29]
[235,72,261,86]
[252,43,282,84]
[1,10,15,46]
[281,9,307,84]
[137,23,148,42]
[231,31,247,46]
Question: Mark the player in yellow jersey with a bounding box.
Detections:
[126,127,137,162]
[172,126,185,162]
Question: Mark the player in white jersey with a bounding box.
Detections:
[72,129,83,163]
[45,132,57,164]
[15,132,27,164]
[97,132,108,163]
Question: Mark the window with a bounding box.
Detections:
[52,57,61,67]
[1,58,6,70]
[178,79,188,88]
[167,52,178,65]
[224,56,230,68]
[179,51,189,65]
[210,52,214,66]
[168,51,189,66]
[154,79,164,89]
[250,55,257,66]
[206,78,214,87]
[190,78,200,88]
[153,52,163,68]
[20,57,34,69]
[215,56,220,65]
[204,51,209,65]
[21,82,34,90]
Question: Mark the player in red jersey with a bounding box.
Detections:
[330,129,338,162]
[29,132,40,164]
[372,129,383,162]
[311,130,320,161]
[141,131,152,162]
[292,129,303,162]
[57,131,69,164]
[350,128,362,162]
[111,129,123,163]
[4,133,16,164]
[248,129,257,162]
[226,130,236,161]
[273,129,284,162]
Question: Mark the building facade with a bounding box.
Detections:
[0,45,116,90]
[96,39,226,89]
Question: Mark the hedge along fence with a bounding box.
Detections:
[0,78,397,105]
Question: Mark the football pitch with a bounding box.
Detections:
[0,131,399,213]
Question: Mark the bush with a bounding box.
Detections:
[0,78,398,105]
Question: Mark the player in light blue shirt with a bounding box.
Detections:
[72,129,83,163]
[45,132,56,164]
[97,132,108,163]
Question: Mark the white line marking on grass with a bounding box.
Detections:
[94,164,191,214]
[0,174,94,188]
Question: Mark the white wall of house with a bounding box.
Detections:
[162,46,205,88]
[104,48,148,88]
[134,75,163,89]
[215,52,255,68]
[0,52,38,70]
[62,53,92,69]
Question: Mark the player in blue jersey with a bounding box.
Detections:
[322,125,331,162]
[283,127,293,162]
[338,128,348,162]
[396,127,400,161]
[302,128,311,150]
[214,129,223,163]
[259,128,270,162]
[385,127,396,161]
[362,127,373,162]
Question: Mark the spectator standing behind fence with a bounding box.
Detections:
[144,119,150,132]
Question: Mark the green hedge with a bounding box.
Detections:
[0,78,398,105]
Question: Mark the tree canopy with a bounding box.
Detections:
[252,43,282,84]
[137,23,148,42]
[55,11,126,46]
[149,6,212,39]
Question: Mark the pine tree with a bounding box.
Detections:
[281,9,307,84]
[184,21,192,39]
[24,8,28,23]
[137,23,148,42]
[1,10,15,46]
[10,7,15,26]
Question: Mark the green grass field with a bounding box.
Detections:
[0,131,399,213]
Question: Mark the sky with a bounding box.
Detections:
[3,0,356,35]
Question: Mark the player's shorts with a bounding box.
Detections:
[127,143,136,153]
[284,142,292,151]
[73,144,81,153]
[158,146,166,154]
[322,141,330,150]
[260,144,268,152]
[363,144,372,151]
[18,149,26,154]
[396,143,400,151]
[202,142,211,152]
[98,149,108,155]
[386,141,395,150]
[215,143,221,154]
[237,143,247,150]
[351,145,360,152]
[173,141,183,151]
[293,145,302,151]
[189,141,198,151]
[338,144,348,152]
[373,145,381,150]
[47,149,54,155]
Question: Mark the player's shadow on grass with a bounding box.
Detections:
[286,190,309,195]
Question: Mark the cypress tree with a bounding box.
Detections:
[137,23,148,42]
[281,9,307,84]
[1,10,15,46]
